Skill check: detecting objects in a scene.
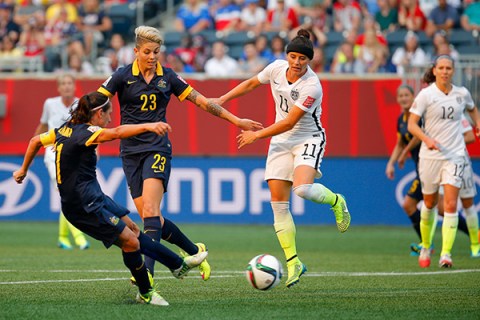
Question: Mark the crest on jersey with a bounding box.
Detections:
[290,89,299,101]
[456,96,462,104]
[157,79,166,88]
[87,125,101,133]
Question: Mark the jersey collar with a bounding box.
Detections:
[132,59,164,76]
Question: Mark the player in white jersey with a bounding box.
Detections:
[408,55,480,268]
[213,29,350,288]
[34,74,89,250]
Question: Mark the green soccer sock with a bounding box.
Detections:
[441,212,458,256]
[271,202,298,263]
[420,204,437,249]
[464,206,479,254]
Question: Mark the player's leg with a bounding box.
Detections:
[58,212,73,249]
[67,221,89,250]
[404,178,423,255]
[459,161,479,257]
[269,179,306,288]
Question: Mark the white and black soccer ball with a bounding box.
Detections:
[245,254,283,290]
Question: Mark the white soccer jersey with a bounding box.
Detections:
[257,59,323,141]
[410,83,475,160]
[40,96,77,165]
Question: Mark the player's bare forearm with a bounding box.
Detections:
[13,135,42,183]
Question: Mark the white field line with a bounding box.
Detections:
[0,269,479,285]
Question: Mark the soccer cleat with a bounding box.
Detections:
[130,269,154,287]
[171,250,208,279]
[285,260,307,288]
[418,247,431,268]
[78,241,90,250]
[410,243,422,256]
[471,250,480,258]
[330,194,351,233]
[58,238,73,250]
[136,289,169,306]
[439,254,453,268]
[180,243,211,281]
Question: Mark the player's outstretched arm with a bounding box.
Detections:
[13,135,43,184]
[186,89,263,131]
[94,122,172,143]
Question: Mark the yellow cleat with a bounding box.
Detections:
[180,243,211,281]
[331,194,351,233]
[285,259,307,288]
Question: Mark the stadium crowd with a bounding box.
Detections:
[0,0,479,75]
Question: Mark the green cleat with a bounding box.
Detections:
[172,250,208,279]
[180,243,211,281]
[58,238,73,250]
[331,194,351,233]
[285,260,307,288]
[130,269,154,287]
[136,289,169,306]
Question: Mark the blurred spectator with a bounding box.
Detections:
[355,16,388,46]
[13,0,45,27]
[418,0,438,18]
[239,0,266,36]
[375,0,398,33]
[191,33,210,71]
[76,0,112,58]
[425,0,459,37]
[174,0,211,33]
[309,46,326,72]
[65,52,95,75]
[18,16,45,59]
[361,0,380,18]
[264,0,299,33]
[173,33,197,69]
[330,41,357,73]
[461,0,480,33]
[97,33,134,73]
[0,35,24,72]
[269,34,287,62]
[44,7,81,72]
[204,40,240,76]
[238,40,267,74]
[428,30,459,61]
[0,3,21,43]
[254,34,274,61]
[398,0,426,31]
[45,0,79,24]
[290,5,329,47]
[354,28,389,73]
[293,0,332,22]
[212,0,241,33]
[166,53,195,73]
[391,31,428,75]
[332,0,362,33]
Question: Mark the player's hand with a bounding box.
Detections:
[397,152,408,169]
[13,170,27,184]
[149,122,172,136]
[425,137,440,150]
[475,125,480,138]
[237,118,263,131]
[385,163,394,180]
[209,98,224,106]
[237,130,259,149]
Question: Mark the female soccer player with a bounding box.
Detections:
[97,26,262,280]
[213,29,351,288]
[13,92,207,306]
[408,55,480,268]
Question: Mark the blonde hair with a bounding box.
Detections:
[56,73,75,86]
[134,26,163,48]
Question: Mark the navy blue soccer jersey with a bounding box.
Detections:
[98,60,192,156]
[397,112,422,168]
[40,123,105,214]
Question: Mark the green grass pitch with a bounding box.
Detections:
[0,222,479,319]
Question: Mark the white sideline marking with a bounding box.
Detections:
[0,269,479,285]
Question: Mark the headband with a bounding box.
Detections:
[434,54,454,66]
[286,42,314,60]
[91,98,110,111]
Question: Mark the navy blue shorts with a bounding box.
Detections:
[122,151,172,199]
[406,177,423,202]
[63,196,129,248]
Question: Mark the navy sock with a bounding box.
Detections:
[409,210,421,240]
[143,217,162,276]
[138,232,183,270]
[162,218,198,255]
[122,250,151,295]
[458,214,469,236]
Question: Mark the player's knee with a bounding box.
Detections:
[122,235,140,252]
[293,184,313,199]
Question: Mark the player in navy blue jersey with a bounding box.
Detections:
[13,92,208,306]
[98,25,263,281]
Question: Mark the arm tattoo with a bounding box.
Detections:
[187,89,223,117]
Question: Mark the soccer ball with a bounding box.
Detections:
[245,254,283,290]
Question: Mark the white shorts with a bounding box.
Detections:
[44,147,56,182]
[419,156,467,195]
[459,156,477,198]
[265,135,325,182]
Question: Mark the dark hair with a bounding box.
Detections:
[422,55,455,84]
[397,84,414,94]
[286,29,314,60]
[69,92,110,124]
